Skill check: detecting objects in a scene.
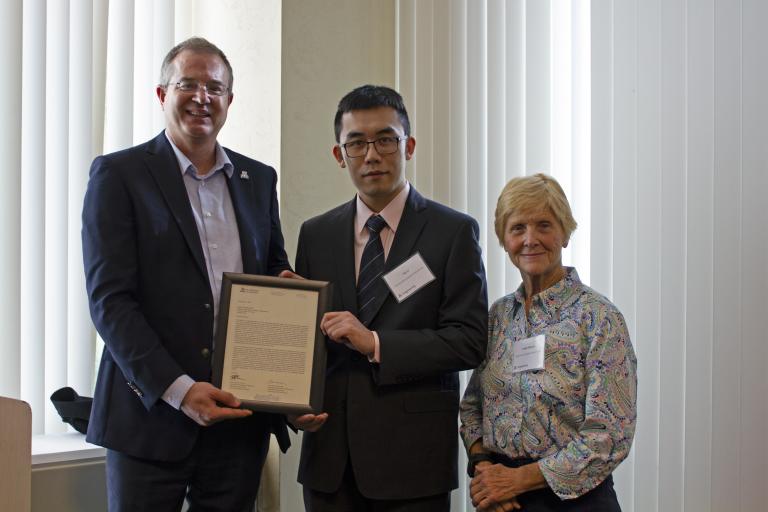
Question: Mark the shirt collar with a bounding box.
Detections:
[513,266,581,317]
[164,130,234,179]
[355,182,411,235]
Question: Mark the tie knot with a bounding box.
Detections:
[365,215,387,234]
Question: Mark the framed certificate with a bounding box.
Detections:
[212,273,331,414]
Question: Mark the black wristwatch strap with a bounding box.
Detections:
[467,452,495,477]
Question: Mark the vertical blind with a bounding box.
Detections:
[1,0,178,435]
[396,1,592,510]
[2,1,283,508]
[396,0,768,511]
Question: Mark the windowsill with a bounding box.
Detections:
[31,432,106,467]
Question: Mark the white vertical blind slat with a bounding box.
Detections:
[431,3,451,206]
[682,1,714,508]
[658,0,687,509]
[711,0,743,509]
[93,0,109,156]
[550,0,575,271]
[635,1,663,510]
[486,0,508,303]
[68,0,96,397]
[504,0,525,296]
[550,0,573,199]
[589,0,613,298]
[104,0,135,153]
[739,2,768,510]
[606,1,639,507]
[415,0,435,197]
[20,0,47,435]
[0,0,23,400]
[448,0,468,212]
[396,0,416,155]
[133,0,154,143]
[569,0,591,285]
[44,0,70,434]
[525,0,550,174]
[152,0,174,135]
[466,0,488,253]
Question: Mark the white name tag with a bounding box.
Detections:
[382,252,436,303]
[512,334,546,373]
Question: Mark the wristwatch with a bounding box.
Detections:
[467,452,495,477]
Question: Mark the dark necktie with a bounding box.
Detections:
[357,215,388,326]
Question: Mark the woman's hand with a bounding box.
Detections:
[471,461,546,511]
[470,463,521,510]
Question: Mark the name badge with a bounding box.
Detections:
[382,252,436,303]
[511,334,546,373]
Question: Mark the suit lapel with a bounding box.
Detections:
[384,187,428,271]
[364,187,429,324]
[334,199,359,315]
[143,133,208,281]
[225,153,262,274]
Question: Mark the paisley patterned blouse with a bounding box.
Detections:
[460,267,637,499]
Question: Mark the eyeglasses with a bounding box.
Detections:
[341,136,406,158]
[170,79,229,97]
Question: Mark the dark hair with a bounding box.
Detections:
[333,85,411,142]
[159,37,234,91]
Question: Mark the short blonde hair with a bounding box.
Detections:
[494,173,577,245]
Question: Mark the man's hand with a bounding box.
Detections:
[278,269,305,279]
[288,413,329,432]
[320,311,375,356]
[180,382,252,426]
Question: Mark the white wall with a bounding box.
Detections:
[280,1,396,509]
[176,0,282,170]
[280,0,396,261]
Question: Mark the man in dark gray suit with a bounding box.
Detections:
[293,85,488,511]
[82,37,291,511]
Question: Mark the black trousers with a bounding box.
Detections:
[491,454,621,512]
[106,419,270,512]
[303,458,451,512]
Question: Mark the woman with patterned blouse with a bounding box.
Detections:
[460,174,637,512]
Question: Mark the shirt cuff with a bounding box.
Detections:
[161,374,195,410]
[367,331,381,363]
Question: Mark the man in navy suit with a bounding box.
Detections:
[82,37,291,511]
[293,85,488,511]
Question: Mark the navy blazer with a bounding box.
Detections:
[295,187,488,499]
[82,132,291,461]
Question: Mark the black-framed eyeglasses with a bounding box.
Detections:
[341,136,406,158]
[170,79,229,97]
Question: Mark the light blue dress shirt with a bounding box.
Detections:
[161,132,243,409]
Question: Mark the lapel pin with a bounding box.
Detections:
[239,170,249,180]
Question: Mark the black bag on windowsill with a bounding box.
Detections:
[50,387,92,435]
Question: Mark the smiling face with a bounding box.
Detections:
[332,106,415,212]
[503,208,568,294]
[156,50,232,151]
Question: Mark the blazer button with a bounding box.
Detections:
[201,348,211,359]
[203,303,211,310]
